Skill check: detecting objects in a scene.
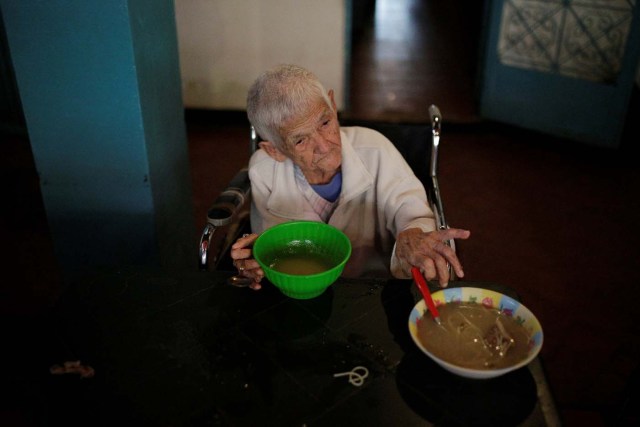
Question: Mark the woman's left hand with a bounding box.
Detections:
[396,227,470,287]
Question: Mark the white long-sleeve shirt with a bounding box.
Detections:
[249,126,436,278]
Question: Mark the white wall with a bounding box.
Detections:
[174,0,347,111]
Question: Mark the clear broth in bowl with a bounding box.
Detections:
[270,253,334,275]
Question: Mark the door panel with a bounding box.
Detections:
[479,0,640,148]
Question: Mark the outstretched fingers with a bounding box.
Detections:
[398,227,470,287]
[231,233,258,261]
[231,233,258,250]
[433,240,464,279]
[417,258,437,282]
[432,228,469,279]
[435,228,471,241]
[417,242,451,287]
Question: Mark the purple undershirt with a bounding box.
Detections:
[311,171,342,202]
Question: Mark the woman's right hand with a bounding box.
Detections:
[230,233,264,290]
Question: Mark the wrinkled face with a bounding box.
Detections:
[277,94,342,185]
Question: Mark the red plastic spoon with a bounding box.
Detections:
[411,267,441,325]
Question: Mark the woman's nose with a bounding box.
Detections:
[311,134,331,153]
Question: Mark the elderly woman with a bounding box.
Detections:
[231,64,470,290]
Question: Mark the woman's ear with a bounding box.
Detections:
[258,141,287,162]
[328,89,337,112]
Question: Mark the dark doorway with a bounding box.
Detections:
[346,0,485,123]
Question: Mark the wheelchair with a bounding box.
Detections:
[198,105,456,278]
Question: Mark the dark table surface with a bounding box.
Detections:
[3,268,560,426]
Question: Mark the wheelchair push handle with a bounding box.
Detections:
[428,105,442,178]
[429,104,442,137]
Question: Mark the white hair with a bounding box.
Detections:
[246,64,333,148]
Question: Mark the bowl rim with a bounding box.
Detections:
[253,220,352,279]
[408,286,544,378]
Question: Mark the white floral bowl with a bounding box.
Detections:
[408,287,543,379]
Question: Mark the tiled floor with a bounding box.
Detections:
[3,0,640,425]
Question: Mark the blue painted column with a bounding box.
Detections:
[1,0,194,274]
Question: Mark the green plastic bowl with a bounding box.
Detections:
[253,221,352,299]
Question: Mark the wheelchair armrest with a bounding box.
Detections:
[199,126,259,272]
[198,168,251,271]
